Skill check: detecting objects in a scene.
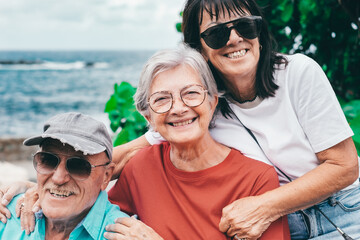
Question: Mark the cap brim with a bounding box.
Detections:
[24,133,106,156]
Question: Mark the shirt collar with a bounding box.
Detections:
[34,190,108,240]
[78,190,109,239]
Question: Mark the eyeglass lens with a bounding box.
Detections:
[149,85,207,114]
[201,16,262,49]
[33,152,92,180]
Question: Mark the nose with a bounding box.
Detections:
[51,159,71,185]
[169,96,189,115]
[227,28,243,46]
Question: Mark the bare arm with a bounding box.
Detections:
[111,135,150,180]
[220,137,359,239]
[266,137,358,215]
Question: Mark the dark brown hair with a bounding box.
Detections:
[182,0,288,117]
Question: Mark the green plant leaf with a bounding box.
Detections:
[176,23,182,33]
[105,81,148,146]
[342,100,360,120]
[104,95,117,113]
[113,128,130,146]
[281,1,294,23]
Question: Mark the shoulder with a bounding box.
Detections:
[104,199,130,220]
[127,142,168,167]
[0,194,22,235]
[6,194,23,221]
[228,149,279,193]
[282,53,322,73]
[121,142,169,177]
[230,149,277,176]
[97,192,129,224]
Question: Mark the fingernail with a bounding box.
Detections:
[32,206,39,213]
[6,212,11,219]
[1,199,9,206]
[1,217,7,224]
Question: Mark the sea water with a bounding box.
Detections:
[0,50,155,137]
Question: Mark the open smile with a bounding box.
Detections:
[168,117,197,127]
[49,189,75,198]
[225,49,248,59]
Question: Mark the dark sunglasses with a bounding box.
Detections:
[33,151,110,180]
[200,16,262,49]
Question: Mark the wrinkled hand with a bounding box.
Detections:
[16,185,40,235]
[0,181,36,223]
[219,196,275,240]
[104,216,164,240]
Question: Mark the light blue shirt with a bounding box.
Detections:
[0,191,129,239]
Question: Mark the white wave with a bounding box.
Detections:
[93,62,110,69]
[0,61,110,71]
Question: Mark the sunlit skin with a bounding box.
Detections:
[37,139,113,239]
[199,10,261,101]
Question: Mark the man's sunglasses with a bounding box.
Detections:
[200,16,262,49]
[33,151,110,180]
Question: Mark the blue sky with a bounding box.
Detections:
[0,0,186,50]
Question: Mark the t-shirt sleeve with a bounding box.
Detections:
[250,166,279,195]
[108,166,135,216]
[144,129,166,145]
[287,54,353,152]
[250,167,291,240]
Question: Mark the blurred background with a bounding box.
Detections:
[0,0,359,186]
[0,0,186,185]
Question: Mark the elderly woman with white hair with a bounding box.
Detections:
[104,45,290,240]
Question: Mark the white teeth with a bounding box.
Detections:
[172,119,194,127]
[227,49,247,59]
[49,189,73,198]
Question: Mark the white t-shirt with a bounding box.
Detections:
[146,53,358,187]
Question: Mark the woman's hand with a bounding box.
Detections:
[104,216,164,240]
[219,196,275,240]
[0,181,36,223]
[16,185,40,235]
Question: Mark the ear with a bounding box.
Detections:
[209,94,218,114]
[145,114,157,132]
[100,162,115,191]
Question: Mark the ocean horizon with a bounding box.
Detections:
[0,50,156,138]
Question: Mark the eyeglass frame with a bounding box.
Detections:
[33,151,111,181]
[147,84,208,114]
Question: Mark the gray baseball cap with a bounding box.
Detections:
[24,112,113,160]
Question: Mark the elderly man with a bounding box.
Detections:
[0,112,129,239]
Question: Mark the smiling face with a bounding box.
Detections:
[146,64,217,146]
[199,10,260,86]
[37,139,112,223]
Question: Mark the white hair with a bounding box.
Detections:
[134,44,218,117]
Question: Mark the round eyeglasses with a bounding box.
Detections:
[148,84,208,114]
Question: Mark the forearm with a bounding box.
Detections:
[111,135,150,180]
[262,157,358,220]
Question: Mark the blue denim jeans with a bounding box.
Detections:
[288,185,360,239]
